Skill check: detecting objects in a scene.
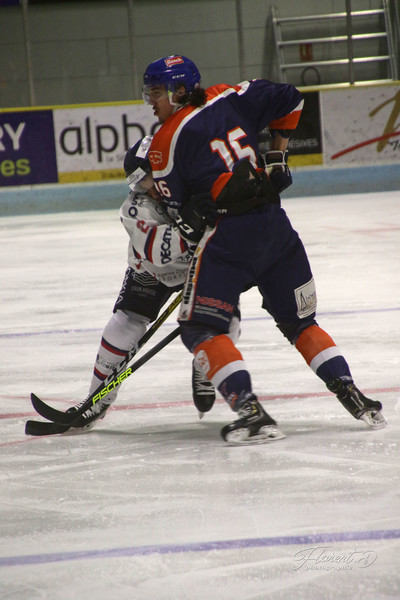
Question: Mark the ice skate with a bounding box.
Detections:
[327,378,386,430]
[192,360,216,419]
[221,395,286,445]
[67,398,112,429]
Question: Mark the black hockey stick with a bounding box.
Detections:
[29,327,180,435]
[27,292,182,430]
[25,420,71,436]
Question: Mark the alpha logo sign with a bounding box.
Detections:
[53,103,159,183]
[0,110,57,186]
[322,85,400,165]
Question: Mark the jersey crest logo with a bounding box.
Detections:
[149,150,163,165]
[165,56,184,68]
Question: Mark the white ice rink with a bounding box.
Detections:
[1,190,400,600]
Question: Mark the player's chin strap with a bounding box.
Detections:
[167,84,195,110]
[168,91,181,110]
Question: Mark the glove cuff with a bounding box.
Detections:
[265,150,289,173]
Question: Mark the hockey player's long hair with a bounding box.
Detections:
[177,86,207,108]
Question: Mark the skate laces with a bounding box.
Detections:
[193,363,214,397]
[193,368,212,388]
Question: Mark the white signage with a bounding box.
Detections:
[53,103,159,182]
[322,86,400,166]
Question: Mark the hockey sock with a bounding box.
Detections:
[88,310,150,402]
[193,334,252,410]
[295,325,352,384]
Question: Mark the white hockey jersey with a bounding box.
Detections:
[119,190,193,287]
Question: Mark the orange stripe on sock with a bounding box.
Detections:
[194,335,243,380]
[295,325,336,366]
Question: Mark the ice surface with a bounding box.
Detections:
[1,191,399,599]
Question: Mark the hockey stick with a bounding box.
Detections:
[27,292,182,429]
[26,326,181,434]
[25,420,71,436]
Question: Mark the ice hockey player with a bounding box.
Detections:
[141,54,386,444]
[68,136,219,429]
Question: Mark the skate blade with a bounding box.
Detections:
[360,410,387,430]
[224,425,286,445]
[198,410,205,420]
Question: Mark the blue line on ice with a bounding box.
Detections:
[1,307,399,339]
[1,528,399,567]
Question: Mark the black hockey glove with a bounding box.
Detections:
[175,193,218,243]
[265,150,292,193]
[216,158,280,216]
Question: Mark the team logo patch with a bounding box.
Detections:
[149,150,163,165]
[294,277,317,318]
[165,56,184,68]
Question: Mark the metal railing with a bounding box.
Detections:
[271,1,399,86]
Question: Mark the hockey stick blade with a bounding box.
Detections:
[25,419,71,436]
[28,293,181,428]
[30,393,74,426]
[30,326,181,426]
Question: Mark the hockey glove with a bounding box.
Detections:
[265,150,292,193]
[216,159,280,216]
[175,193,218,243]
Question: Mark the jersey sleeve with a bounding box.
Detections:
[119,193,189,268]
[234,79,304,136]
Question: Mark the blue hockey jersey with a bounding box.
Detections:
[148,79,303,213]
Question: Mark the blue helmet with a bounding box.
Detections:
[124,136,153,191]
[142,55,201,103]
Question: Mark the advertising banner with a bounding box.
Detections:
[1,84,399,190]
[0,110,58,187]
[322,85,400,166]
[53,104,159,183]
[288,91,323,166]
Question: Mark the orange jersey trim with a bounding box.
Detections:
[149,83,249,175]
[269,100,303,132]
[211,172,232,201]
[149,105,195,172]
